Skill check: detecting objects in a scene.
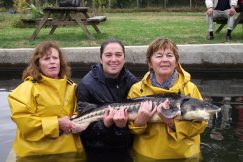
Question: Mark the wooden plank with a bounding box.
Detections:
[215,24,226,33]
[214,13,243,33]
[83,12,102,33]
[44,20,99,26]
[44,7,89,13]
[87,16,106,22]
[213,17,227,24]
[69,12,94,40]
[233,12,243,29]
[30,11,51,40]
[21,18,53,27]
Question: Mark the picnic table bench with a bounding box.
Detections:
[214,12,243,33]
[30,7,106,40]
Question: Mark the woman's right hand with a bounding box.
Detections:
[58,116,75,134]
[134,100,156,127]
[103,106,116,128]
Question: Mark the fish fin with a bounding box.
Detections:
[77,101,98,116]
[134,93,182,100]
[129,96,156,101]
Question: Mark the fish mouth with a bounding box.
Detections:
[160,109,181,119]
[182,106,221,121]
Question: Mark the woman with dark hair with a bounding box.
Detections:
[76,38,137,162]
[8,41,84,158]
[128,38,207,160]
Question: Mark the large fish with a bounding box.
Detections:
[72,94,221,126]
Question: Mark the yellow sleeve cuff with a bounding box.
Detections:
[128,121,147,134]
[41,116,59,138]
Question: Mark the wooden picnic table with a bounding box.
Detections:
[30,7,106,40]
[215,11,243,33]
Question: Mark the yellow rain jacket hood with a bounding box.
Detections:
[8,75,83,157]
[128,64,207,160]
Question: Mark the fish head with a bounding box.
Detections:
[180,97,221,121]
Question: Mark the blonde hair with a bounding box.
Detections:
[22,41,71,81]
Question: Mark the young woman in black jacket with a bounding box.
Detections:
[76,39,137,162]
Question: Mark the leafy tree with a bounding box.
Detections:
[93,0,109,8]
[0,0,14,8]
[13,0,29,13]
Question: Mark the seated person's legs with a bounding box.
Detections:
[225,9,235,40]
[206,12,214,40]
[206,10,225,40]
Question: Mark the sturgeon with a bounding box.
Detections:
[72,94,221,126]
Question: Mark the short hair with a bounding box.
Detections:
[100,38,125,58]
[22,41,71,81]
[146,38,179,71]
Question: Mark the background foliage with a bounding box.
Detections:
[1,0,205,11]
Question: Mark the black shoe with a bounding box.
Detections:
[207,32,214,40]
[225,35,232,41]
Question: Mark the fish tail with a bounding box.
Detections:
[77,101,98,116]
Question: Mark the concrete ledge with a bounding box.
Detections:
[0,44,243,74]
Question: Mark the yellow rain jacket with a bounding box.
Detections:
[8,75,83,157]
[128,65,208,160]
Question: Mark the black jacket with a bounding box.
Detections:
[76,64,137,151]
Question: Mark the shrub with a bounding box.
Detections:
[13,0,29,13]
[25,3,43,19]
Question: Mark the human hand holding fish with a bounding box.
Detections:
[58,116,75,134]
[134,100,156,127]
[103,106,116,128]
[71,122,90,134]
[156,98,175,130]
[113,107,128,128]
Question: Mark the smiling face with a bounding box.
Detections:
[100,43,125,78]
[39,48,60,79]
[149,48,177,83]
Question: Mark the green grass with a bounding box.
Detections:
[0,12,243,48]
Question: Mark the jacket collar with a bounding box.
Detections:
[140,64,191,94]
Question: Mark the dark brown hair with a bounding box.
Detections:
[22,41,71,81]
[100,38,125,58]
[146,38,179,71]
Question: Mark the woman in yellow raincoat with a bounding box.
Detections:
[128,38,208,160]
[8,41,84,158]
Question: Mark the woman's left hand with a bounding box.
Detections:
[156,99,175,130]
[134,100,156,127]
[113,107,128,128]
